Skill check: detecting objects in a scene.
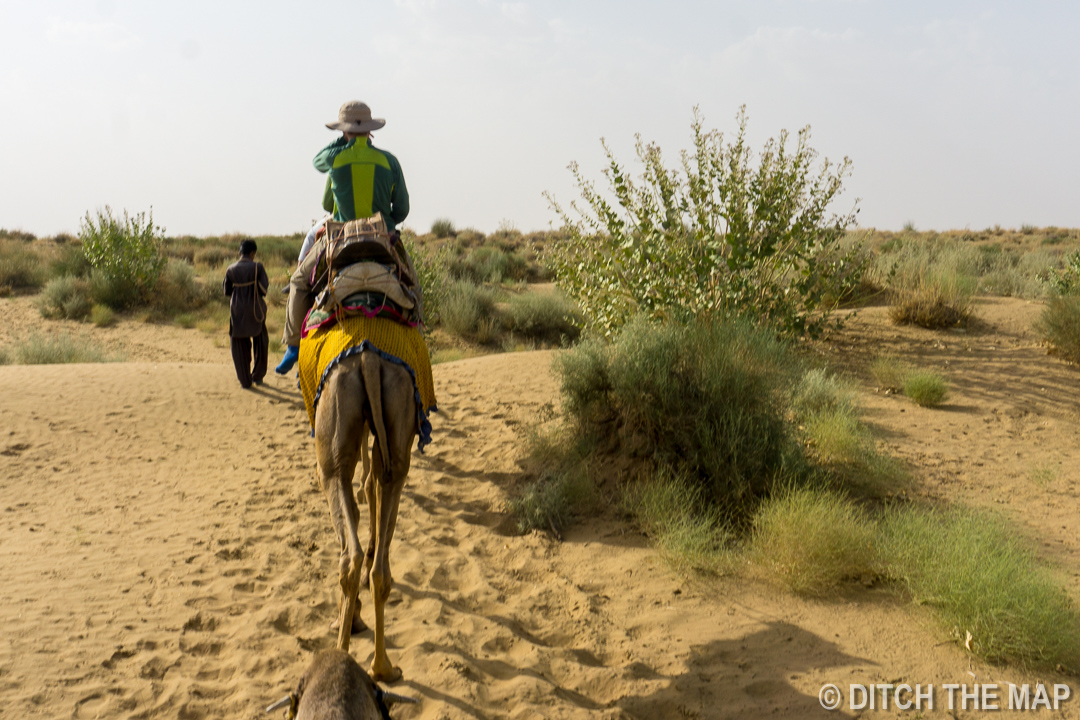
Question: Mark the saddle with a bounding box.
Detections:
[308,213,424,329]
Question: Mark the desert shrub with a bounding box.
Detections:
[509,460,595,536]
[546,107,863,339]
[557,317,802,521]
[193,246,233,267]
[90,304,115,327]
[0,239,46,291]
[511,424,596,535]
[888,281,972,328]
[1036,295,1080,364]
[903,371,949,407]
[792,367,857,419]
[503,291,582,345]
[50,241,92,279]
[451,246,530,284]
[876,237,976,327]
[153,259,207,315]
[0,229,35,242]
[430,218,456,238]
[440,280,500,342]
[37,275,92,320]
[81,207,167,308]
[880,508,1080,668]
[749,486,877,596]
[5,333,115,364]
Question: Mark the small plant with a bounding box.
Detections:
[430,218,456,238]
[90,304,115,327]
[903,371,949,407]
[37,275,93,320]
[81,206,167,309]
[748,485,877,596]
[624,470,732,574]
[1029,463,1057,489]
[870,355,912,392]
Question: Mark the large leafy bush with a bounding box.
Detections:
[546,108,863,338]
[81,207,167,308]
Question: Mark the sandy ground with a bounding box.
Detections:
[1,294,1079,719]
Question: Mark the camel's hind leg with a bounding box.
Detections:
[314,364,368,651]
[363,356,416,683]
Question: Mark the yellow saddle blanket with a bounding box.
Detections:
[298,315,437,450]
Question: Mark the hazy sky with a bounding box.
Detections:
[2,1,1078,237]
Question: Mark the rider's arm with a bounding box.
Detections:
[313,136,349,173]
[321,176,335,214]
[390,158,409,226]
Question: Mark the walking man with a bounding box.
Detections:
[224,239,270,388]
[275,100,410,374]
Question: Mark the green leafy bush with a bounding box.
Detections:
[81,206,167,308]
[546,108,862,338]
[403,235,449,327]
[37,275,93,320]
[1048,250,1080,295]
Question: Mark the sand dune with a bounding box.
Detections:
[2,297,1079,718]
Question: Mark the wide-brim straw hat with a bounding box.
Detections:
[326,101,386,133]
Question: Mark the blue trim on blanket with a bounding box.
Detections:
[309,340,436,453]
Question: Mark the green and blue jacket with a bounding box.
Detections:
[314,137,409,231]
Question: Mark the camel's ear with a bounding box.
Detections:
[266,692,299,716]
[265,694,292,713]
[377,688,419,706]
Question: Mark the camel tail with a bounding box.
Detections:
[360,352,393,484]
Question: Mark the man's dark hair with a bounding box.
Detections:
[239,239,258,257]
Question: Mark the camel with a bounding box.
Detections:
[314,350,417,683]
[265,648,417,719]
